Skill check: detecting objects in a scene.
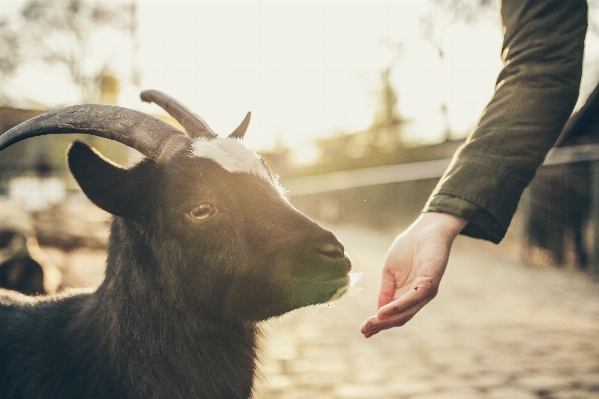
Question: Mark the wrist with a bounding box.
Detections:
[418,212,467,240]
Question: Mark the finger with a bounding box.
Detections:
[377,277,437,319]
[362,317,413,338]
[361,299,429,337]
[360,316,376,336]
[361,310,417,337]
[363,328,381,338]
[361,299,422,333]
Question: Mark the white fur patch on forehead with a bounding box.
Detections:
[190,137,271,182]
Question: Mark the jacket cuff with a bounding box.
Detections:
[423,156,532,244]
[424,194,505,243]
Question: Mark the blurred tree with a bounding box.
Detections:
[422,0,599,137]
[418,0,500,142]
[0,0,138,105]
[296,63,411,175]
[367,64,409,153]
[428,0,496,25]
[371,67,402,130]
[0,18,19,77]
[426,0,599,36]
[95,67,120,105]
[0,18,20,104]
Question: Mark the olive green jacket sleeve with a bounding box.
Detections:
[423,0,588,244]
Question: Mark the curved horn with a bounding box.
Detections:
[228,112,251,140]
[140,90,217,139]
[0,104,191,163]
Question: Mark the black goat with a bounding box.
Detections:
[0,230,45,296]
[524,162,590,268]
[0,90,352,399]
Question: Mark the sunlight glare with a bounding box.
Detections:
[2,1,505,153]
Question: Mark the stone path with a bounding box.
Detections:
[252,225,599,399]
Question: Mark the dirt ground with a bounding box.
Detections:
[253,225,599,399]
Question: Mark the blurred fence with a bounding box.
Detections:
[282,144,599,197]
[281,159,451,196]
[282,144,599,277]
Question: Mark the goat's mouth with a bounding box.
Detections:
[292,275,351,306]
[320,276,351,302]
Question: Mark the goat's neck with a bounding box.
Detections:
[89,218,259,398]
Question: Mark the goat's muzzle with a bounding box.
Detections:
[289,230,352,307]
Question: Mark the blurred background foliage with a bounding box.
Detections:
[0,0,137,106]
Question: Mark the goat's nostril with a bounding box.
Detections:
[317,242,345,259]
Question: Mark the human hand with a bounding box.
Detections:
[361,212,467,337]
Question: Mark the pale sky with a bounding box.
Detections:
[0,1,547,156]
[133,1,505,154]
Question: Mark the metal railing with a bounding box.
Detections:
[281,143,599,197]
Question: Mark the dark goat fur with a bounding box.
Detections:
[0,137,351,398]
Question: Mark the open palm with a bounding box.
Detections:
[361,213,466,337]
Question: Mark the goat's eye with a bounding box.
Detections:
[188,204,216,221]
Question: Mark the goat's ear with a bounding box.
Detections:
[67,141,145,221]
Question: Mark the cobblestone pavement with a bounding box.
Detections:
[251,225,599,399]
